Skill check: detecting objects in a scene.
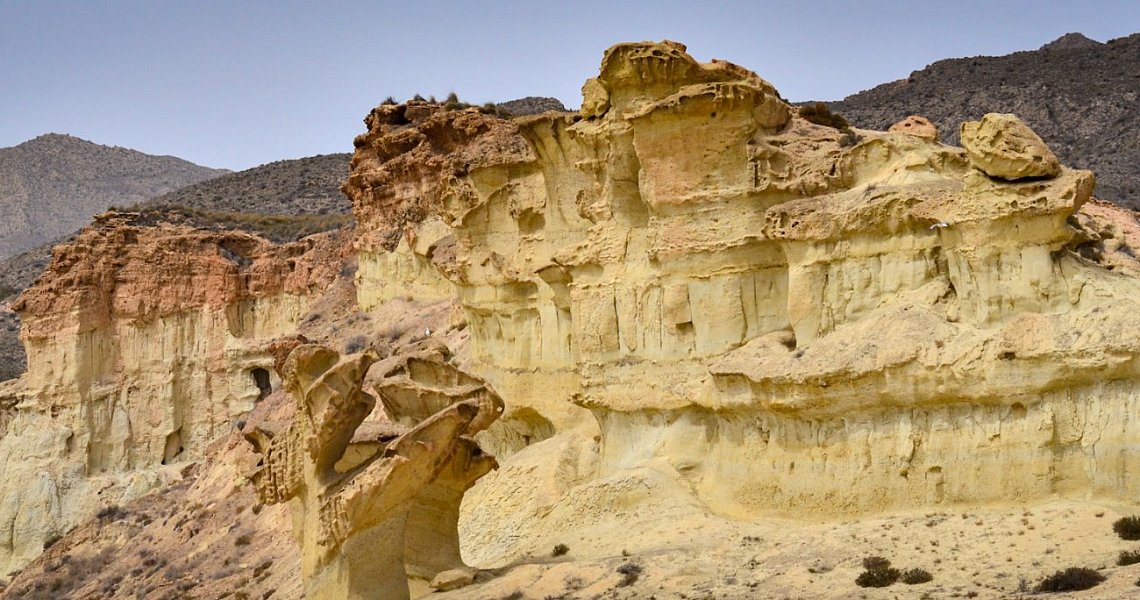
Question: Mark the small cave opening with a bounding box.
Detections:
[162,428,184,465]
[251,368,272,402]
[1010,402,1028,419]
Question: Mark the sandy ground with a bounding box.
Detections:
[437,469,1140,600]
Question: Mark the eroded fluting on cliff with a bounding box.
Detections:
[343,40,1140,523]
[0,214,345,573]
[5,36,1140,599]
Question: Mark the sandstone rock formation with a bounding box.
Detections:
[831,32,1140,209]
[888,115,938,140]
[960,112,1061,180]
[245,343,500,599]
[4,38,1140,599]
[343,40,1140,522]
[0,213,343,573]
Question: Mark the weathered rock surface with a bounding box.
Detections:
[245,343,500,600]
[831,31,1140,209]
[5,38,1140,600]
[343,40,1140,525]
[960,113,1061,179]
[0,214,344,573]
[888,115,938,140]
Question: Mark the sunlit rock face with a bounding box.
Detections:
[244,343,501,600]
[0,214,341,573]
[345,40,1140,519]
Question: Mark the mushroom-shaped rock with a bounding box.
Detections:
[960,113,1060,180]
[889,115,938,141]
[244,344,501,600]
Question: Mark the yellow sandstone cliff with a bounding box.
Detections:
[342,40,1140,528]
[0,213,343,573]
[2,39,1140,598]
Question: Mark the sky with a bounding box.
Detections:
[1,0,1137,171]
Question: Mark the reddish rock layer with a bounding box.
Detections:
[13,213,348,337]
[342,102,535,253]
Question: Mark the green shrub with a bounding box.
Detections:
[97,506,126,522]
[839,130,862,147]
[901,568,933,584]
[855,556,900,588]
[1115,516,1140,540]
[1035,567,1106,592]
[479,102,512,118]
[552,543,569,557]
[344,335,367,354]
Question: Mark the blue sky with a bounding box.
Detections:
[1,0,1137,170]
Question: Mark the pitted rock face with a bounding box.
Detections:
[245,344,501,600]
[0,215,346,574]
[960,112,1062,179]
[13,213,342,337]
[345,40,1140,521]
[5,38,1140,592]
[341,103,533,255]
[888,115,939,140]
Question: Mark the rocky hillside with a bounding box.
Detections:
[0,134,228,260]
[497,96,568,116]
[0,308,19,382]
[831,32,1140,208]
[142,153,351,217]
[131,153,354,243]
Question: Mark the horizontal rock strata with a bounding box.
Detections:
[344,40,1140,519]
[0,214,343,572]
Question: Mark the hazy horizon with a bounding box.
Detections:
[2,0,1137,170]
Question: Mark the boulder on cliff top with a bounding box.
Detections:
[962,114,1061,180]
[888,115,938,140]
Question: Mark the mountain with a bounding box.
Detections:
[0,134,229,260]
[831,32,1140,208]
[143,153,350,217]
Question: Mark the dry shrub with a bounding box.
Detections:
[799,102,850,130]
[1035,567,1106,593]
[1115,515,1140,540]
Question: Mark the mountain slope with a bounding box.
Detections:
[143,153,350,216]
[0,134,229,259]
[831,32,1140,208]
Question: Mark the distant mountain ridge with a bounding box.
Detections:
[0,133,228,259]
[144,153,350,216]
[831,32,1140,208]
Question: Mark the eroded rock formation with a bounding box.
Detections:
[245,344,500,599]
[4,37,1140,599]
[0,213,343,573]
[888,115,938,140]
[343,40,1140,520]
